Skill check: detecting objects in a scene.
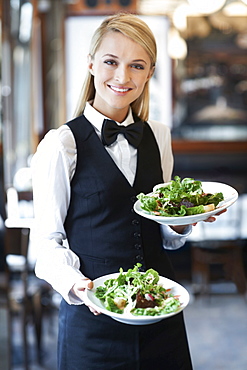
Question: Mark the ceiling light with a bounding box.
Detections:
[168,29,187,60]
[188,0,227,14]
[173,4,200,31]
[19,2,33,43]
[223,1,247,16]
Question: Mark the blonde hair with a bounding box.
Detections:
[74,13,157,121]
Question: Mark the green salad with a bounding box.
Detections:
[95,264,180,316]
[137,176,224,217]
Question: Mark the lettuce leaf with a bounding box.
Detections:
[184,205,205,215]
[95,264,181,316]
[137,176,224,217]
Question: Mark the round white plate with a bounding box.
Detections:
[84,272,190,325]
[134,182,238,226]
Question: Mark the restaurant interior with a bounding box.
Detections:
[0,0,247,369]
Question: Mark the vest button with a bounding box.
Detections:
[131,196,137,203]
[134,244,141,250]
[133,232,141,238]
[135,255,144,262]
[131,219,139,225]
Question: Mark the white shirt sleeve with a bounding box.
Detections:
[31,125,85,305]
[160,224,192,250]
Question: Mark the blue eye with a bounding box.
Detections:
[131,64,145,70]
[104,60,117,66]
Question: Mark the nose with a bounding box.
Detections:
[115,65,130,84]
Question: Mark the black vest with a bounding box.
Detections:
[64,115,175,281]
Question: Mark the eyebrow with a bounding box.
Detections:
[102,54,147,64]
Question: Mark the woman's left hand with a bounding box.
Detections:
[71,278,101,315]
[170,208,227,232]
[192,208,227,226]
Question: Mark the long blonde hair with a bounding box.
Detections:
[74,13,157,121]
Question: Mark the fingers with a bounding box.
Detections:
[204,208,227,223]
[204,216,216,223]
[73,278,94,293]
[85,280,94,290]
[215,208,227,216]
[71,278,94,301]
[88,306,101,316]
[72,279,101,316]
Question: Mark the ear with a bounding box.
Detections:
[147,65,155,81]
[87,54,94,75]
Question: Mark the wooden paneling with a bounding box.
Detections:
[66,0,137,15]
[172,140,247,154]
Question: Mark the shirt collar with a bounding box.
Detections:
[84,102,134,132]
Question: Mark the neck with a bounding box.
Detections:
[92,103,129,123]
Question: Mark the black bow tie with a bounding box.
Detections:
[101,119,143,148]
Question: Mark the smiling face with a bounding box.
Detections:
[88,31,154,122]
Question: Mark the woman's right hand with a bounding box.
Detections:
[71,278,101,315]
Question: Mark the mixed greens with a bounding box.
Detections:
[137,176,224,217]
[95,264,180,316]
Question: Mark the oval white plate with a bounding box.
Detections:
[84,272,190,325]
[134,182,238,226]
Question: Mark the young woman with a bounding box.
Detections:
[31,12,214,369]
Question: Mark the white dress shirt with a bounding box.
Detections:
[31,103,191,304]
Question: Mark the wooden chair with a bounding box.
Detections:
[3,187,44,369]
[191,194,247,298]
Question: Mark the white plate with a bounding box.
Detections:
[134,182,238,226]
[84,272,190,325]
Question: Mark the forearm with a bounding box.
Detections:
[169,225,189,234]
[33,237,86,304]
[31,126,82,303]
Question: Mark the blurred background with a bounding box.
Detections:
[0,0,246,369]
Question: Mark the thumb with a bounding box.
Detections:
[85,280,94,290]
[72,278,94,296]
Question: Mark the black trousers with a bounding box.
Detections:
[58,300,193,370]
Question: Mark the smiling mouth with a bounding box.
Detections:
[109,85,132,93]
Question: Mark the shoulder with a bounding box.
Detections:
[146,120,173,182]
[147,119,171,135]
[146,119,172,145]
[36,124,76,155]
[31,124,76,179]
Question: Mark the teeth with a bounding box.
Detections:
[111,86,129,93]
